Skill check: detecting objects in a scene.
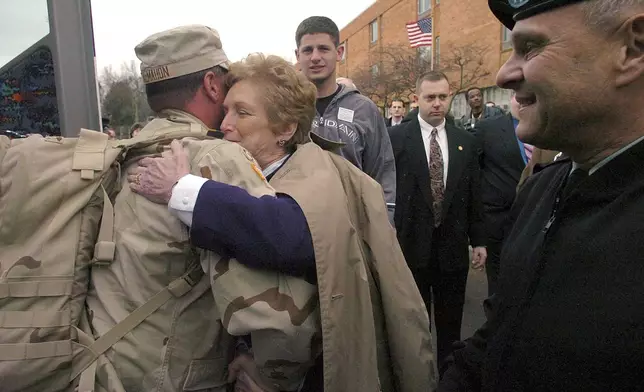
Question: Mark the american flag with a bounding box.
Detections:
[406,18,433,48]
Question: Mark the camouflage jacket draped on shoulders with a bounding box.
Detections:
[270,141,436,392]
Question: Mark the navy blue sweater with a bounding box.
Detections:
[190,180,316,279]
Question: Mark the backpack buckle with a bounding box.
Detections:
[93,241,116,265]
[184,264,204,286]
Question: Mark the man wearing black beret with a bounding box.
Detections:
[439,0,644,390]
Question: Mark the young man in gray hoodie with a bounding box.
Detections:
[295,16,396,223]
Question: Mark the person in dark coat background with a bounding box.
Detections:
[440,0,644,391]
[472,92,529,295]
[456,87,504,132]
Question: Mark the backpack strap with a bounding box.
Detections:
[92,186,116,266]
[68,129,118,265]
[77,356,98,392]
[71,263,205,382]
[75,310,101,392]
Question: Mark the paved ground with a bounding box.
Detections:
[461,267,488,339]
[429,266,488,359]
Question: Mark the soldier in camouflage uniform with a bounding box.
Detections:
[85,25,320,392]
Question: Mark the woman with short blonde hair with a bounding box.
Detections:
[226,53,315,149]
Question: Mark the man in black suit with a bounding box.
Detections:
[389,71,487,375]
[385,99,405,127]
[473,92,530,295]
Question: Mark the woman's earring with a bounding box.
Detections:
[277,139,286,147]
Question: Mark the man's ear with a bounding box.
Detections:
[615,14,644,87]
[336,44,345,62]
[295,49,300,61]
[203,71,223,104]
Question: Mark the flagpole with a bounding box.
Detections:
[430,16,435,71]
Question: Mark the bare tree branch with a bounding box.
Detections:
[436,42,491,95]
[351,44,431,110]
[347,42,491,119]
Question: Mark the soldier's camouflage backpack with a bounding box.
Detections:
[0,119,321,392]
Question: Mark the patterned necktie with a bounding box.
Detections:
[429,128,445,227]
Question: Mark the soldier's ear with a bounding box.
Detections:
[615,13,644,87]
[203,71,224,104]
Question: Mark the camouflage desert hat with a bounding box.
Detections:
[489,0,587,29]
[135,25,231,84]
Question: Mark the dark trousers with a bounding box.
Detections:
[411,264,468,377]
[486,238,503,296]
[300,354,323,392]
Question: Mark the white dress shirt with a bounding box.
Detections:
[168,174,208,227]
[167,154,289,227]
[418,114,449,186]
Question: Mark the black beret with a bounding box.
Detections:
[489,0,587,29]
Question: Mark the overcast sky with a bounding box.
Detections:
[90,0,375,74]
[0,0,374,74]
[0,1,50,67]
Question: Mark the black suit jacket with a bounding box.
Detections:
[385,117,404,127]
[473,114,526,241]
[389,116,486,272]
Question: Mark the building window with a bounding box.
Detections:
[418,46,432,66]
[436,0,440,5]
[339,41,347,62]
[435,36,440,67]
[501,27,512,50]
[418,0,431,15]
[370,20,379,43]
[371,64,379,77]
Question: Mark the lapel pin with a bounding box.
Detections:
[458,146,463,151]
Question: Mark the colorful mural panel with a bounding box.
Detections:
[0,46,59,136]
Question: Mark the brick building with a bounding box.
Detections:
[336,0,513,117]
